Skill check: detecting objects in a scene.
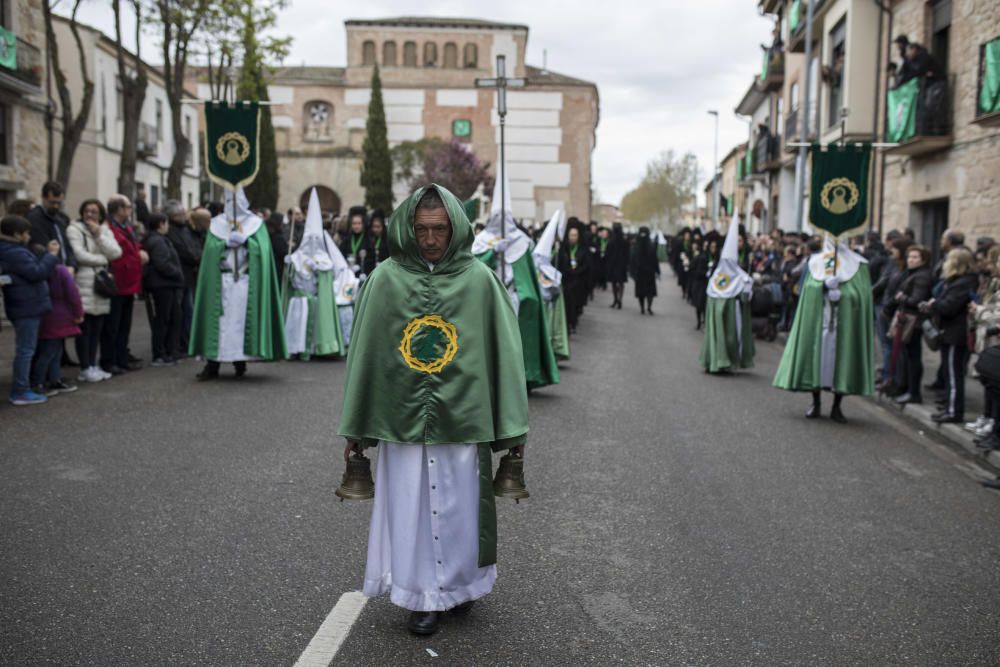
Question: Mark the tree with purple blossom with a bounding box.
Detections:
[393,138,494,201]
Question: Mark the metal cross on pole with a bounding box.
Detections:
[475,55,526,283]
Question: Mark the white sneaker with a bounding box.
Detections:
[965,415,988,432]
[973,419,996,437]
[97,367,112,380]
[82,367,105,383]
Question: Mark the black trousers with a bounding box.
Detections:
[75,314,104,369]
[101,295,134,370]
[149,288,183,360]
[903,331,924,400]
[941,343,969,418]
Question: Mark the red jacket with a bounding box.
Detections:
[107,219,142,296]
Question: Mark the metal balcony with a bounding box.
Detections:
[137,123,158,158]
[754,132,781,172]
[885,76,954,158]
[0,34,43,95]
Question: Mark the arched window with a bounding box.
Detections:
[443,42,458,68]
[382,41,397,67]
[423,42,438,67]
[403,41,417,67]
[303,100,333,141]
[463,43,478,68]
[362,40,376,66]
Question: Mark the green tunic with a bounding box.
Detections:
[475,249,561,389]
[699,296,754,373]
[188,225,287,361]
[773,268,874,396]
[281,269,344,359]
[338,184,530,567]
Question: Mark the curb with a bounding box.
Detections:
[774,331,1000,474]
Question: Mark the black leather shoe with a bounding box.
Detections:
[234,361,247,378]
[407,611,439,635]
[931,412,962,424]
[924,382,945,391]
[108,366,128,376]
[830,406,848,424]
[805,404,821,419]
[197,362,220,382]
[450,600,476,614]
[981,478,1000,490]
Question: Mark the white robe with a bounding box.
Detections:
[214,246,258,363]
[363,442,497,611]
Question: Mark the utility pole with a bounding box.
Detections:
[793,0,816,232]
[708,109,719,227]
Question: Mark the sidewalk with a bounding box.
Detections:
[775,329,1000,471]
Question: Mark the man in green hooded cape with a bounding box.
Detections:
[338,184,529,636]
[773,237,874,422]
[188,187,286,379]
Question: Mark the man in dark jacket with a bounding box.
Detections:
[163,200,203,351]
[143,213,185,366]
[0,215,59,405]
[26,181,77,271]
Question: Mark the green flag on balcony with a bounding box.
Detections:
[204,101,261,190]
[760,50,769,81]
[789,0,801,33]
[0,27,16,70]
[809,143,870,237]
[886,77,919,143]
[980,38,1000,115]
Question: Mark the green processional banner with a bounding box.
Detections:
[980,38,1000,115]
[809,143,871,237]
[204,101,261,189]
[887,77,919,143]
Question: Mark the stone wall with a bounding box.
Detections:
[880,0,1000,240]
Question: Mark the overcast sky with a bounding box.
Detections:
[69,1,772,207]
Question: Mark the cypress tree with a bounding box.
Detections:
[361,64,393,211]
[237,6,279,210]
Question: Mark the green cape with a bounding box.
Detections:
[773,268,874,395]
[548,291,571,361]
[281,269,345,359]
[188,226,287,361]
[338,184,530,566]
[699,295,754,373]
[475,249,560,389]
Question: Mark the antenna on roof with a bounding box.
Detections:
[542,49,548,74]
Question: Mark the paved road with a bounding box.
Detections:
[2,283,998,666]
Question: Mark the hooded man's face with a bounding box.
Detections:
[413,207,452,263]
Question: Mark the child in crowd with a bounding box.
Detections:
[0,215,59,405]
[32,262,84,396]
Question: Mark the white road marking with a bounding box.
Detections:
[294,591,368,667]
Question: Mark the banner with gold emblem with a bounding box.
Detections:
[808,143,871,237]
[204,101,261,190]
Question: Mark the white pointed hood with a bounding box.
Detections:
[655,230,667,246]
[706,210,752,299]
[209,186,262,241]
[289,188,335,275]
[471,160,531,265]
[808,235,867,283]
[532,210,564,300]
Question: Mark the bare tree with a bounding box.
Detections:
[113,0,148,198]
[156,0,211,199]
[43,0,94,188]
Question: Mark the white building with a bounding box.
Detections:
[52,16,200,216]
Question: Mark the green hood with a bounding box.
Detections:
[338,183,529,449]
[387,183,475,275]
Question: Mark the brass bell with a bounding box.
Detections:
[493,452,529,503]
[335,451,375,501]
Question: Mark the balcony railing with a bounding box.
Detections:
[759,51,785,92]
[754,132,781,172]
[137,122,158,158]
[885,75,954,157]
[974,37,1000,127]
[788,0,827,53]
[0,30,43,91]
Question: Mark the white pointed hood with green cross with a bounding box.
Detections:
[706,210,753,299]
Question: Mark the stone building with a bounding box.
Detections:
[194,17,599,225]
[51,16,201,217]
[0,0,47,209]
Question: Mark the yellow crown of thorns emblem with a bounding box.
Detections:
[713,271,732,290]
[819,177,860,215]
[216,131,251,166]
[399,315,459,374]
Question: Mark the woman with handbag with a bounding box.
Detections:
[891,245,932,404]
[919,248,979,423]
[66,199,122,383]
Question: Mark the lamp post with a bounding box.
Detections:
[708,110,719,227]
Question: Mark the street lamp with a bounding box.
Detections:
[708,110,719,227]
